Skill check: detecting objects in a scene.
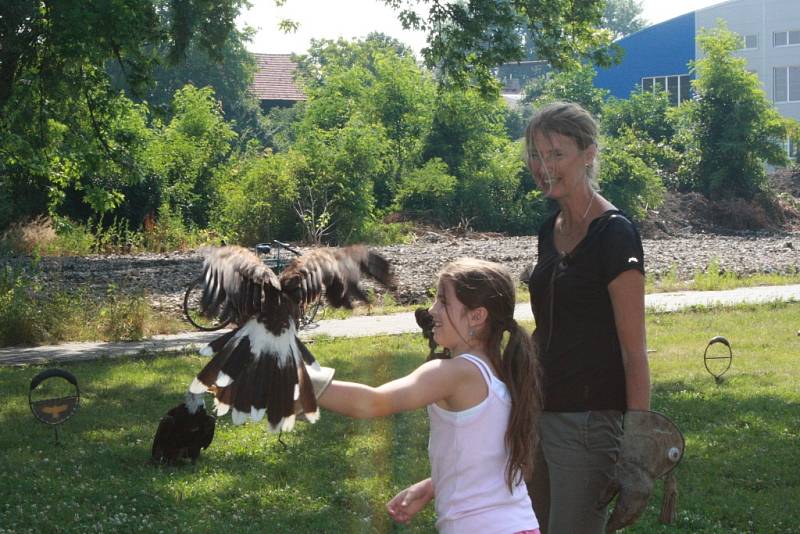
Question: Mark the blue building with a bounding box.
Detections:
[595,0,800,125]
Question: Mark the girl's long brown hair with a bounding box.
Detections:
[439,258,542,491]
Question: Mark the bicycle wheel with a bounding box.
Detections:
[183,277,232,331]
[299,296,323,329]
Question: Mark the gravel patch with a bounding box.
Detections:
[3,230,797,314]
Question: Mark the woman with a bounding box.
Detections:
[524,102,651,533]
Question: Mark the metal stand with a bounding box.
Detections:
[704,336,732,384]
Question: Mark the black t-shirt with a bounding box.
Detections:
[528,209,645,412]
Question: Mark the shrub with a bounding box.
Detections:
[0,216,57,255]
[394,158,457,223]
[688,25,793,198]
[599,134,665,220]
[209,149,300,245]
[602,90,675,143]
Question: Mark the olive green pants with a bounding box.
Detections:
[527,410,623,534]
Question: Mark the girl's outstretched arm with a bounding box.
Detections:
[317,358,471,419]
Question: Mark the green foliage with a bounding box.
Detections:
[386,0,615,91]
[297,35,436,210]
[524,64,609,117]
[291,36,443,241]
[458,138,533,232]
[114,27,268,146]
[209,148,300,245]
[0,263,150,346]
[145,85,237,225]
[394,159,457,222]
[602,90,675,143]
[348,218,416,246]
[688,24,796,198]
[599,133,665,220]
[0,0,242,230]
[423,87,542,233]
[602,0,647,41]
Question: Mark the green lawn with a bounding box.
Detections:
[0,302,798,533]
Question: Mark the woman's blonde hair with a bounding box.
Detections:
[438,258,541,490]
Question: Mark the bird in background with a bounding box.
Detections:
[172,244,395,438]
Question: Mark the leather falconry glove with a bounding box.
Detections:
[295,364,335,420]
[597,410,685,533]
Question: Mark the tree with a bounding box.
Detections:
[688,25,795,198]
[524,64,609,118]
[112,27,269,146]
[602,90,675,143]
[145,85,237,226]
[0,0,245,229]
[0,0,243,110]
[296,35,436,210]
[382,0,614,91]
[602,0,647,41]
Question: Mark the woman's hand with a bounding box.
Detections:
[386,478,434,524]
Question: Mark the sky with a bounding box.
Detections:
[239,0,727,56]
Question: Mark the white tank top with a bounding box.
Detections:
[427,354,539,534]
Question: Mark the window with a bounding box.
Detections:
[786,137,800,161]
[774,66,800,102]
[641,74,692,104]
[741,34,758,50]
[774,30,800,47]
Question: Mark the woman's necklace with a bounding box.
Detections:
[559,191,595,237]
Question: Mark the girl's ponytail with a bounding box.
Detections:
[500,319,541,491]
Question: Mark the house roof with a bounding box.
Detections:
[250,53,306,101]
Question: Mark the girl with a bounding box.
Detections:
[318,258,541,534]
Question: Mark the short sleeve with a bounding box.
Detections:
[599,214,645,285]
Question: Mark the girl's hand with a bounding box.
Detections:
[386,478,434,524]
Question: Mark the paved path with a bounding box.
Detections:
[2,285,798,366]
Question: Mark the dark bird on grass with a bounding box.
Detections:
[415,308,451,361]
[184,244,395,432]
[151,394,215,465]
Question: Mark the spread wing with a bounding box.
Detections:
[189,245,395,433]
[197,245,281,325]
[279,245,395,310]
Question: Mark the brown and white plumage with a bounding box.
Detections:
[186,244,394,432]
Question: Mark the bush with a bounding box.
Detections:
[394,158,457,223]
[524,64,609,118]
[602,90,675,143]
[347,216,415,245]
[0,216,57,255]
[689,25,793,198]
[599,135,665,220]
[210,151,299,244]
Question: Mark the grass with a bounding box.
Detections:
[646,258,800,293]
[1,302,799,532]
[0,262,186,347]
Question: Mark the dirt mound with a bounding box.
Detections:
[640,171,800,238]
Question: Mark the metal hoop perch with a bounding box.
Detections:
[703,336,732,383]
[29,368,80,445]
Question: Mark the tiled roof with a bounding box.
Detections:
[250,53,306,101]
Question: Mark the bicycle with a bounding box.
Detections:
[183,240,323,331]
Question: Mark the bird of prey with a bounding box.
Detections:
[151,394,215,465]
[414,308,451,361]
[181,244,394,433]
